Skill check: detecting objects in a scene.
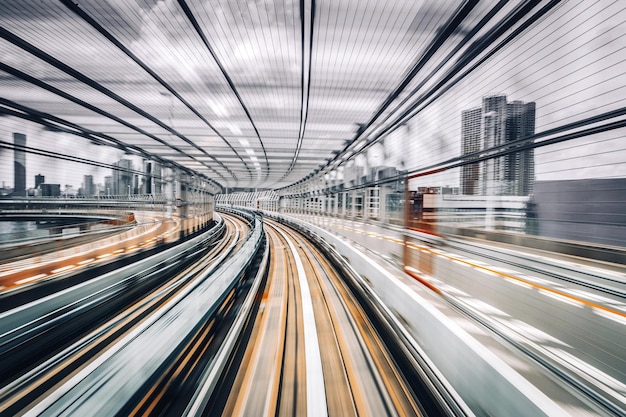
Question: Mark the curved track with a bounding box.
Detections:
[1,213,452,416]
[219,218,425,417]
[0,213,248,416]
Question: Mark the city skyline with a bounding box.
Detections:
[0,130,161,196]
[0,125,148,192]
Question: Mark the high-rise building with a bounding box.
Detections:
[152,163,162,194]
[507,100,536,196]
[83,175,95,197]
[13,133,26,196]
[112,159,133,196]
[104,176,113,196]
[460,108,481,195]
[35,174,45,189]
[460,95,535,196]
[141,160,162,195]
[133,174,139,195]
[143,161,153,194]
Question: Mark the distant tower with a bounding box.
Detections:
[104,176,113,196]
[83,175,95,197]
[152,163,162,194]
[481,95,508,195]
[133,174,139,195]
[13,133,26,196]
[460,108,482,195]
[460,95,535,195]
[35,174,45,189]
[506,100,535,196]
[143,161,153,194]
[112,159,133,196]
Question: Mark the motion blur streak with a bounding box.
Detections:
[1,0,626,416]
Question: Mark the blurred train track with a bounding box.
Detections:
[0,212,181,294]
[1,212,457,416]
[0,213,248,416]
[212,218,435,417]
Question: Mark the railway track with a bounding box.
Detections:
[0,213,247,416]
[218,217,427,417]
[1,211,453,416]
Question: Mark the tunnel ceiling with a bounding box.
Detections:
[1,0,502,190]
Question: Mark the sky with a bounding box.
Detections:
[1,0,625,193]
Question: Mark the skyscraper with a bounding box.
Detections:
[460,108,481,195]
[104,176,113,196]
[13,133,26,196]
[143,161,153,194]
[507,100,536,196]
[112,159,133,196]
[152,163,162,194]
[460,95,535,196]
[35,174,45,189]
[83,175,95,197]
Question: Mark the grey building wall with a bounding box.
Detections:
[532,178,626,247]
[40,183,61,197]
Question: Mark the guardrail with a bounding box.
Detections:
[19,211,265,416]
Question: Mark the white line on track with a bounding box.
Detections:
[280,228,328,417]
[14,273,47,285]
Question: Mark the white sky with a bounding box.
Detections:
[1,0,625,191]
